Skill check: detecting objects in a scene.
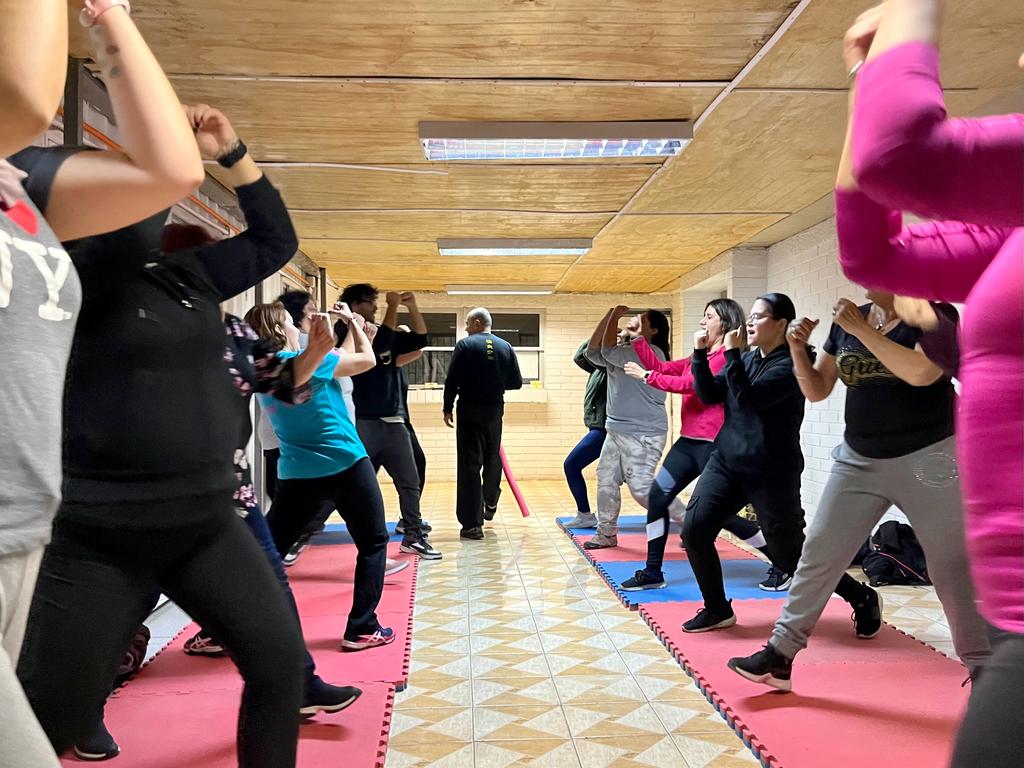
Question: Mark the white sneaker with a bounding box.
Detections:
[385,558,410,577]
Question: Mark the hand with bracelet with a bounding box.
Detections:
[623,361,651,382]
[184,103,261,186]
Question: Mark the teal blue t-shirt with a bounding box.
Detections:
[258,351,367,480]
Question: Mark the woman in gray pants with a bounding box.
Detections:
[728,291,991,691]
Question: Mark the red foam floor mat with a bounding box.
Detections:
[641,599,969,768]
[64,541,416,766]
[62,682,395,768]
[564,530,756,563]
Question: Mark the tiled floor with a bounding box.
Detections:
[386,479,957,768]
[137,477,957,767]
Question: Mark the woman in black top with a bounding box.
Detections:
[728,291,990,691]
[682,293,871,633]
[15,106,311,767]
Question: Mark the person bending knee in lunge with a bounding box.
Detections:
[581,305,672,551]
[617,299,780,591]
[728,290,991,690]
[680,294,874,634]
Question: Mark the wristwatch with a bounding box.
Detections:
[217,139,248,169]
[642,370,652,383]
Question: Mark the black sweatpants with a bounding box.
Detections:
[263,448,280,502]
[682,451,865,613]
[266,458,388,639]
[646,437,763,575]
[357,419,426,536]
[951,631,1024,767]
[456,403,504,531]
[408,421,426,494]
[17,493,304,767]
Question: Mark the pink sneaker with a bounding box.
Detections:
[341,626,396,652]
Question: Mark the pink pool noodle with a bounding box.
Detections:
[499,445,530,517]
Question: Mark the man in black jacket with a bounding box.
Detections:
[443,308,523,539]
[344,284,441,560]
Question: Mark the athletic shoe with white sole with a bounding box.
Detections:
[300,678,362,716]
[385,558,410,577]
[682,603,737,633]
[183,632,228,657]
[562,512,598,528]
[852,587,883,639]
[620,569,667,591]
[283,537,310,567]
[727,644,794,692]
[758,566,793,592]
[583,533,617,550]
[341,626,396,652]
[400,535,442,560]
[74,721,120,761]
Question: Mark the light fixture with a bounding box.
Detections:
[445,284,556,295]
[437,238,592,257]
[419,121,693,161]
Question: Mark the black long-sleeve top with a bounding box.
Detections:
[691,344,812,476]
[351,324,429,419]
[11,146,298,515]
[443,332,523,412]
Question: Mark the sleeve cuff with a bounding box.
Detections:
[724,348,743,361]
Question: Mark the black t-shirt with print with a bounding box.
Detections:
[823,304,955,459]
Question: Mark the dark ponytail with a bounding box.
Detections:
[645,309,671,359]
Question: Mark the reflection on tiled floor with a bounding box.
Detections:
[384,479,955,768]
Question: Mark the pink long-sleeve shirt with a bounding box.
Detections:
[633,338,726,441]
[837,41,1024,634]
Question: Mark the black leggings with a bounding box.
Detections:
[951,631,1024,767]
[646,437,762,575]
[682,451,865,613]
[17,493,304,767]
[266,457,389,639]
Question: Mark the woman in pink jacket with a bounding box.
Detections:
[620,299,775,591]
[833,3,1022,765]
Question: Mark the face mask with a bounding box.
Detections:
[298,332,309,351]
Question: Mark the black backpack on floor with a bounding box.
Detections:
[861,521,931,587]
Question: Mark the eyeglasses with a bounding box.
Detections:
[747,312,774,323]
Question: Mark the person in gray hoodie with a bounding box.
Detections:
[582,306,672,549]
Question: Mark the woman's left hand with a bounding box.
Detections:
[723,328,744,350]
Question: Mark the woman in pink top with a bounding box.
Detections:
[619,299,774,591]
[834,3,1022,765]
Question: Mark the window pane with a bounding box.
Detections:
[490,313,540,347]
[420,312,458,347]
[517,350,541,381]
[404,350,452,386]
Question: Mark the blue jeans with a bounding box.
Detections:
[241,508,317,688]
[563,428,607,513]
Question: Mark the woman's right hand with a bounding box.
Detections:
[787,317,819,348]
[305,314,336,359]
[623,361,647,381]
[843,4,886,72]
[693,330,709,350]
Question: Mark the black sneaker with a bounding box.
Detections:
[183,631,228,657]
[300,677,363,716]
[620,569,667,592]
[852,586,883,639]
[283,536,311,567]
[74,720,120,761]
[682,603,736,633]
[728,645,794,692]
[395,520,432,535]
[400,534,443,560]
[460,526,485,540]
[483,503,498,521]
[758,566,793,592]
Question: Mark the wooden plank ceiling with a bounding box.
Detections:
[77,1,1022,294]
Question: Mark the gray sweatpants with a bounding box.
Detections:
[771,436,991,673]
[596,430,684,536]
[0,547,61,768]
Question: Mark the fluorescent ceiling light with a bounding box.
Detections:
[445,284,555,295]
[437,238,592,257]
[419,121,692,161]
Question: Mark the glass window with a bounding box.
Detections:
[404,312,457,387]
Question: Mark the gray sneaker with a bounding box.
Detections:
[564,512,598,529]
[583,533,618,550]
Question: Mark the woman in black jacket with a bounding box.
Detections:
[681,293,871,634]
[14,106,311,767]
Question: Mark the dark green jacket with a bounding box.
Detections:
[574,341,608,431]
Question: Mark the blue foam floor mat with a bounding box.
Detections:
[310,522,403,546]
[598,559,783,609]
[558,514,675,536]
